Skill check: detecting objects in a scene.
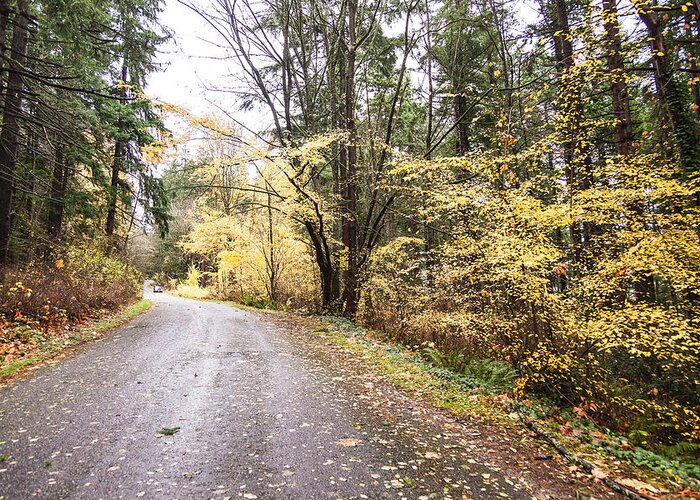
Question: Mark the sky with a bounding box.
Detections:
[146,1,226,116]
[145,0,543,157]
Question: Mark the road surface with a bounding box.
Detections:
[0,291,534,499]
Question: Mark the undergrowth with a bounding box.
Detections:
[317,315,700,493]
[237,294,278,310]
[1,247,142,323]
[172,284,209,299]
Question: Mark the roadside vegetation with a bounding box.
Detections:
[0,290,151,382]
[0,1,167,379]
[287,313,700,496]
[153,0,700,492]
[0,0,697,495]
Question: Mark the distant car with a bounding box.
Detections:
[153,285,163,293]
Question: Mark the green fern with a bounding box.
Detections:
[422,348,516,392]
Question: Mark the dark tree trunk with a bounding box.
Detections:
[267,193,277,303]
[638,9,673,147]
[305,220,339,311]
[20,176,33,246]
[637,7,700,180]
[551,0,597,270]
[425,0,434,158]
[105,140,124,236]
[0,0,29,266]
[47,146,67,240]
[686,10,700,117]
[106,63,128,236]
[340,0,359,318]
[552,0,580,267]
[602,0,634,156]
[0,0,11,102]
[454,93,470,155]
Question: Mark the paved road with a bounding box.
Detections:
[0,291,530,499]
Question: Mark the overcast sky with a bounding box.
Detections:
[145,0,543,154]
[147,1,223,115]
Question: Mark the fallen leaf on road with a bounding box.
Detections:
[335,438,361,447]
[156,426,180,436]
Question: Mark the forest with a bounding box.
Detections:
[0,0,699,491]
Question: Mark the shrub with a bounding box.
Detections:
[173,284,210,299]
[172,266,210,299]
[0,248,142,325]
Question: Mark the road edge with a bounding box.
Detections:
[0,298,152,386]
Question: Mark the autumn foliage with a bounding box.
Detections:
[148,0,700,459]
[0,248,142,364]
[368,140,700,445]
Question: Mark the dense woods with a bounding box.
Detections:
[0,1,167,365]
[0,0,699,483]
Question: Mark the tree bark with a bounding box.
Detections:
[105,140,124,236]
[47,146,67,240]
[637,6,700,180]
[105,62,128,236]
[685,10,700,117]
[637,9,673,146]
[453,93,470,155]
[0,0,29,265]
[425,0,434,158]
[550,0,594,269]
[267,192,277,303]
[0,0,12,105]
[602,0,634,156]
[340,0,359,318]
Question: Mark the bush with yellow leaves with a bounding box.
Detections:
[368,145,700,445]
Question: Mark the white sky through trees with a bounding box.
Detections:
[146,0,541,150]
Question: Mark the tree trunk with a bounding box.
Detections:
[47,146,67,240]
[267,192,277,303]
[637,6,700,180]
[105,63,128,237]
[105,140,124,236]
[425,0,434,158]
[638,9,673,147]
[0,0,12,105]
[453,93,470,155]
[305,220,339,311]
[602,0,634,156]
[281,1,293,139]
[552,0,580,267]
[685,11,700,117]
[0,0,29,266]
[340,0,359,318]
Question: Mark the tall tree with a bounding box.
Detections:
[0,0,30,265]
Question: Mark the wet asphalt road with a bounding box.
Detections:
[0,291,530,499]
